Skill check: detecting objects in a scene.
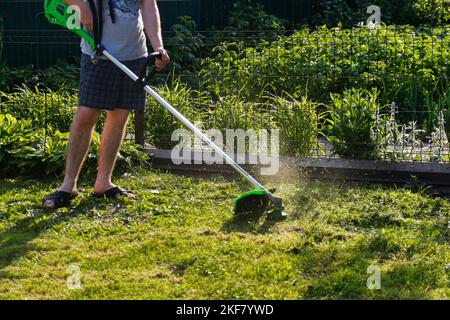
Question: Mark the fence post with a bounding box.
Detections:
[135,109,145,147]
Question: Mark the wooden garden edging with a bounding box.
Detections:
[143,148,450,189]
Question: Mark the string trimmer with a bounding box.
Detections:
[43,0,286,219]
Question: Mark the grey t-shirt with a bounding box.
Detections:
[81,0,148,61]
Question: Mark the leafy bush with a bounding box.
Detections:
[200,25,450,126]
[1,86,77,132]
[0,113,148,177]
[0,60,80,93]
[144,80,207,149]
[224,0,287,43]
[271,95,323,157]
[0,113,73,176]
[162,16,204,86]
[145,80,323,157]
[326,88,380,160]
[413,0,450,25]
[39,59,80,91]
[307,0,450,27]
[0,64,34,92]
[204,95,270,133]
[310,0,369,27]
[309,0,418,27]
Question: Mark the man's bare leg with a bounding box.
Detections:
[44,106,100,208]
[93,108,135,198]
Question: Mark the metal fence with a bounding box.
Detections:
[0,0,311,67]
[136,25,450,164]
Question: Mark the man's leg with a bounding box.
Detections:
[93,108,134,198]
[44,106,101,208]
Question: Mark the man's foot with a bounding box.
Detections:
[43,191,78,210]
[92,186,136,200]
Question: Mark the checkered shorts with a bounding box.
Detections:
[79,54,147,110]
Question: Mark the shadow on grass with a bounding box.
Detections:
[0,197,101,277]
[0,178,54,193]
[220,212,279,234]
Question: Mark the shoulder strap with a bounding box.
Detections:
[86,0,115,57]
[108,0,116,24]
[86,0,101,51]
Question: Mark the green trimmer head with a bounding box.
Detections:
[233,189,287,220]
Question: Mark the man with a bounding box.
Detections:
[43,0,170,209]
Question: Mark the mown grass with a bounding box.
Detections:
[0,169,448,299]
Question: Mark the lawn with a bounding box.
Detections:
[0,169,448,299]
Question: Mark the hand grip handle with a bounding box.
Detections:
[149,51,163,61]
[136,52,163,86]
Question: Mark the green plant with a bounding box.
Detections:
[309,0,418,27]
[308,1,449,27]
[1,86,77,132]
[38,58,80,91]
[0,59,79,93]
[226,0,287,43]
[0,113,34,169]
[200,25,450,131]
[145,80,206,149]
[310,0,365,27]
[0,113,67,175]
[404,175,427,192]
[205,95,270,133]
[375,103,450,163]
[424,87,450,136]
[164,16,204,83]
[429,110,449,162]
[0,113,148,177]
[327,88,380,159]
[204,0,287,51]
[270,94,324,157]
[413,0,450,25]
[0,64,34,92]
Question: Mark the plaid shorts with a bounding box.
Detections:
[79,54,147,110]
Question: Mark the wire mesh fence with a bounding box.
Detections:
[140,25,450,164]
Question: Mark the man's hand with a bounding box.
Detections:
[155,48,170,71]
[141,0,169,71]
[78,1,94,32]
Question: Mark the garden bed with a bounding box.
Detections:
[145,148,450,190]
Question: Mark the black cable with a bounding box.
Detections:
[109,0,116,24]
[97,0,103,51]
[86,0,100,48]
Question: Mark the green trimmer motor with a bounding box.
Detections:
[43,0,287,220]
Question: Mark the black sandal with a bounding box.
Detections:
[42,191,78,209]
[92,187,136,200]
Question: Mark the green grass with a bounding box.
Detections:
[0,169,448,299]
